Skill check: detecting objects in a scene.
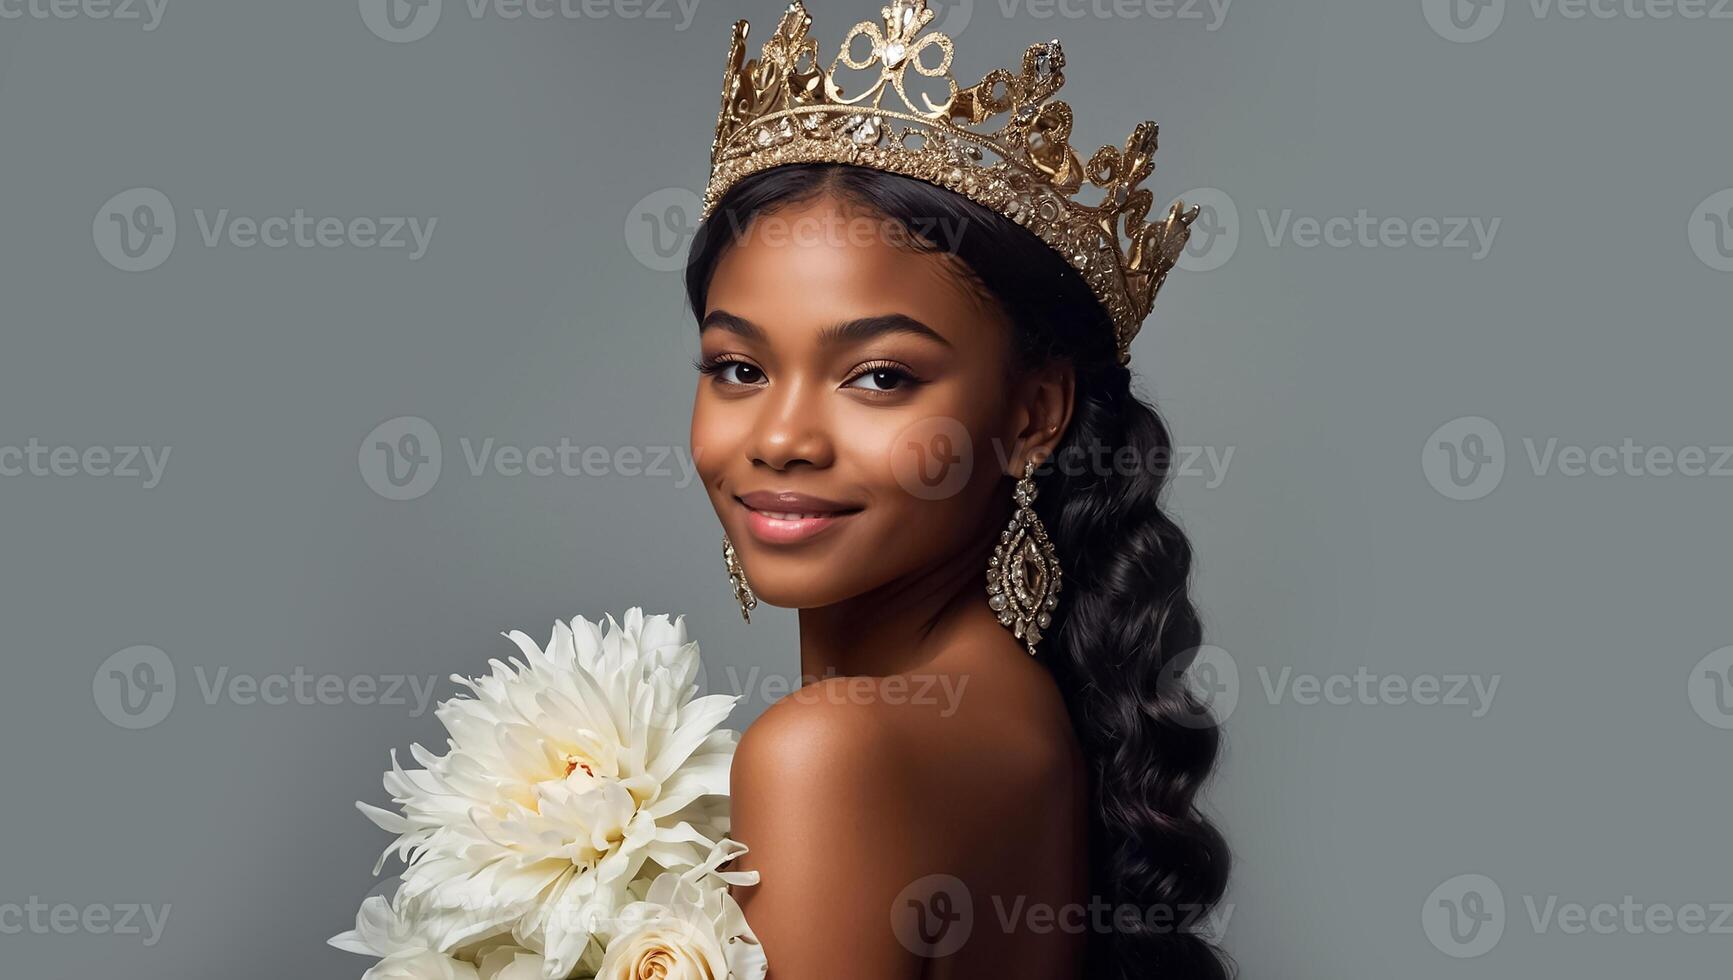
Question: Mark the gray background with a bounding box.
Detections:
[2,0,1730,976]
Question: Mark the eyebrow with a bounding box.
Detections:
[700,310,952,348]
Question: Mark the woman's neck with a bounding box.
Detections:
[794,528,1001,682]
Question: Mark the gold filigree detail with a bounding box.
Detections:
[704,0,1198,363]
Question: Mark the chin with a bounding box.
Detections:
[730,553,869,610]
[742,581,853,612]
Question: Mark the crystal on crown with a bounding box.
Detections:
[702,0,1199,363]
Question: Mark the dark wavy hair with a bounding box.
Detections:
[684,164,1232,980]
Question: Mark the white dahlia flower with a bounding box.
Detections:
[353,609,742,978]
[331,891,581,980]
[363,951,480,980]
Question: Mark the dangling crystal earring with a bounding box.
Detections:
[722,534,757,622]
[986,458,1062,654]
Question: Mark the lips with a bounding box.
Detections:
[734,490,862,545]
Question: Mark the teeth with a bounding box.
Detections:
[761,511,830,520]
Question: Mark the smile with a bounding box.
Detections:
[734,491,863,545]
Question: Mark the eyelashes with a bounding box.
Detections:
[694,353,927,394]
[691,353,740,375]
[693,353,766,386]
[841,359,923,393]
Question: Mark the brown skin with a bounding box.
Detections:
[690,196,1090,979]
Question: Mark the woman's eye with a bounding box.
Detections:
[716,361,765,385]
[844,367,914,392]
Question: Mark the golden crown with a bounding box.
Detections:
[703,0,1198,363]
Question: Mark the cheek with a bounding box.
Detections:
[689,389,743,491]
[842,399,1008,535]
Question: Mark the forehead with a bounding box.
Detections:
[703,196,1003,343]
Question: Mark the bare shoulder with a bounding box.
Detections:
[731,676,911,800]
[733,652,1080,822]
[724,680,936,977]
[725,647,1087,977]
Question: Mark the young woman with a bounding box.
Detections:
[684,160,1231,979]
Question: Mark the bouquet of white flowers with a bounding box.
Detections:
[331,609,767,980]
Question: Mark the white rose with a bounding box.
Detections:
[598,914,731,980]
[597,869,765,980]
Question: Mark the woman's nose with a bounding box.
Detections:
[748,381,834,471]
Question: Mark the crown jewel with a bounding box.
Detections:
[704,0,1198,363]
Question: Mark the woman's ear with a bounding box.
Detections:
[1007,362,1076,474]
